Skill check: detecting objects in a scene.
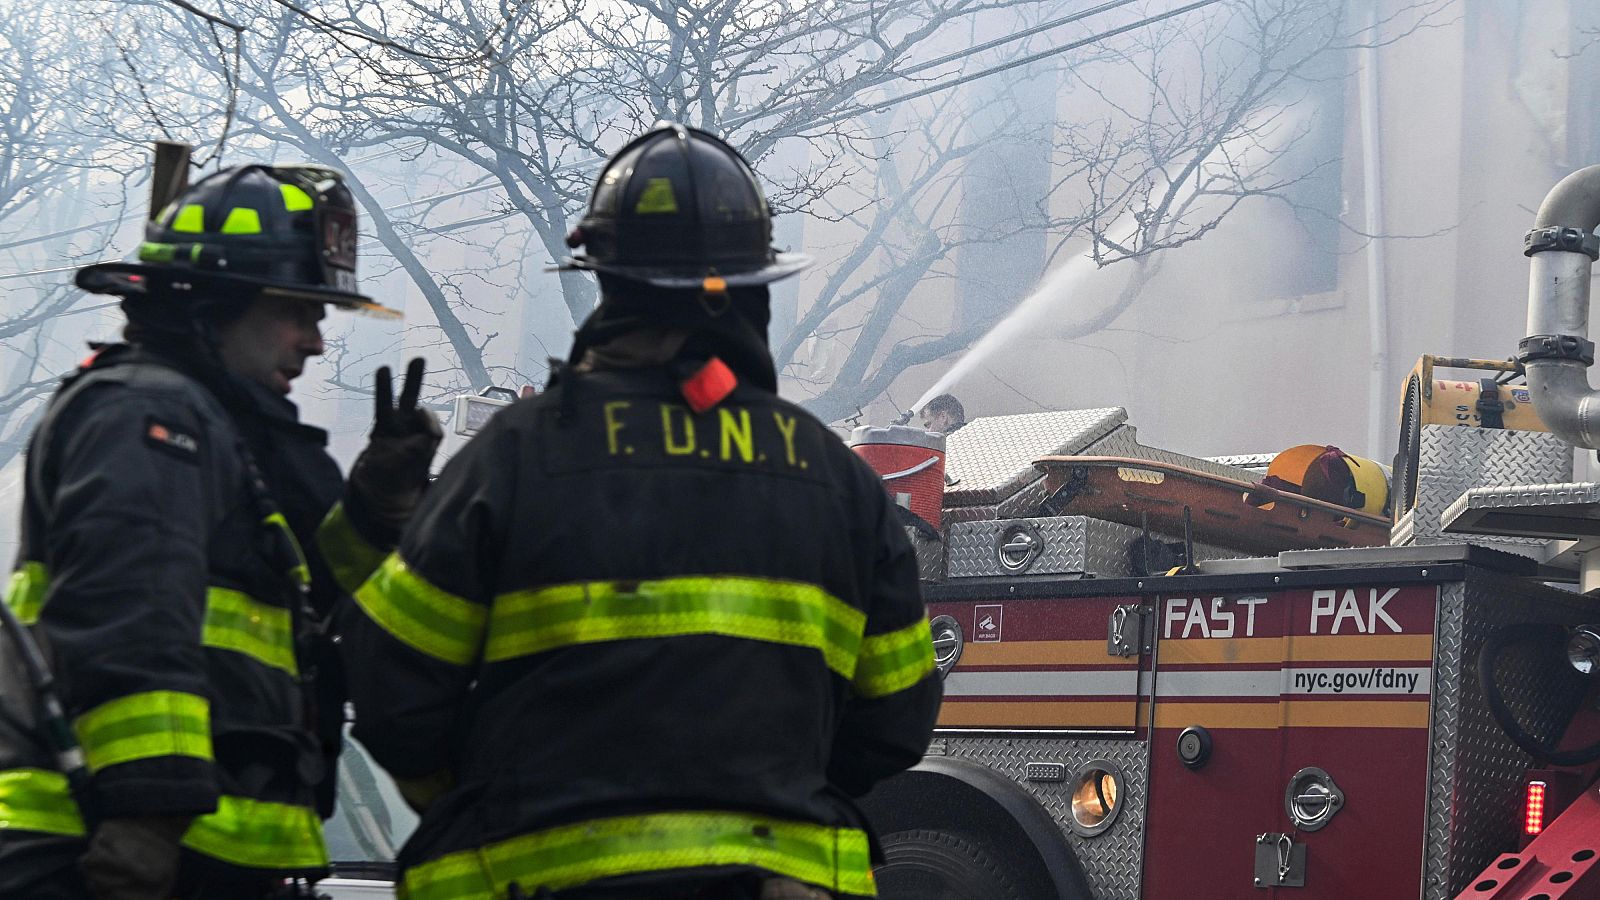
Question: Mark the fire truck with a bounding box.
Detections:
[319,171,1600,900]
[844,167,1600,900]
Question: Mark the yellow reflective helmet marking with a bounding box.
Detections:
[221,208,262,235]
[280,183,314,212]
[172,204,206,233]
[635,177,680,214]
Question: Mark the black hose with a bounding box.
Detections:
[1478,622,1600,766]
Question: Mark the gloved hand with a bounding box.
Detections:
[348,358,443,537]
[81,815,192,900]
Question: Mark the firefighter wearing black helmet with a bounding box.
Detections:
[0,157,441,899]
[340,121,941,899]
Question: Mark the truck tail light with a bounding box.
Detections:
[1524,780,1547,835]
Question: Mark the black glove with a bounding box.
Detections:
[348,358,443,539]
[81,815,192,900]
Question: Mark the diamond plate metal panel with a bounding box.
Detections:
[941,736,1148,900]
[1079,425,1265,483]
[945,409,1127,509]
[995,474,1052,520]
[941,422,1260,524]
[943,504,1001,526]
[1400,426,1571,559]
[1392,508,1418,547]
[1451,480,1600,510]
[1207,453,1277,471]
[904,527,945,583]
[944,517,1238,579]
[1423,572,1594,900]
[945,517,1142,579]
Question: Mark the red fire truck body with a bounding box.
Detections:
[853,409,1600,900]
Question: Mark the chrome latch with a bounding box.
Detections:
[996,524,1041,572]
[1284,767,1344,832]
[1107,604,1145,657]
[929,615,964,678]
[1253,833,1306,888]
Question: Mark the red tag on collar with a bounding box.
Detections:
[680,357,737,413]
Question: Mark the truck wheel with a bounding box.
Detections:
[875,828,1029,900]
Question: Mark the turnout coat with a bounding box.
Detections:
[0,345,377,893]
[342,361,942,899]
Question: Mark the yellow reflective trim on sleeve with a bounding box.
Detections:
[401,811,875,900]
[220,208,262,234]
[73,690,212,772]
[0,768,86,836]
[317,502,389,595]
[854,618,935,699]
[280,184,314,211]
[5,560,48,625]
[634,177,680,214]
[485,576,865,677]
[172,204,206,233]
[355,554,487,666]
[203,587,297,676]
[182,794,328,870]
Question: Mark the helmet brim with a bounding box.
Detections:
[557,250,813,288]
[75,261,402,320]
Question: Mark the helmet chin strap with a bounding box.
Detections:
[119,288,261,398]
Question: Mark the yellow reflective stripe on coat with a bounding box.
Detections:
[317,502,389,596]
[4,561,48,625]
[854,618,936,699]
[355,554,486,666]
[73,690,212,772]
[262,512,312,588]
[485,576,866,676]
[0,768,86,836]
[202,587,297,676]
[182,794,328,870]
[400,811,876,900]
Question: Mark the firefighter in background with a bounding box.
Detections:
[341,121,942,900]
[919,394,965,434]
[0,162,440,898]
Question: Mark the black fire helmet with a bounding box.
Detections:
[77,164,399,319]
[561,121,812,289]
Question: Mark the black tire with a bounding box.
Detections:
[875,828,1030,900]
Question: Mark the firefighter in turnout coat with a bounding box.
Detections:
[341,122,943,899]
[0,160,440,899]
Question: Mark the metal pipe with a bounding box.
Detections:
[1359,2,1390,459]
[1521,166,1600,449]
